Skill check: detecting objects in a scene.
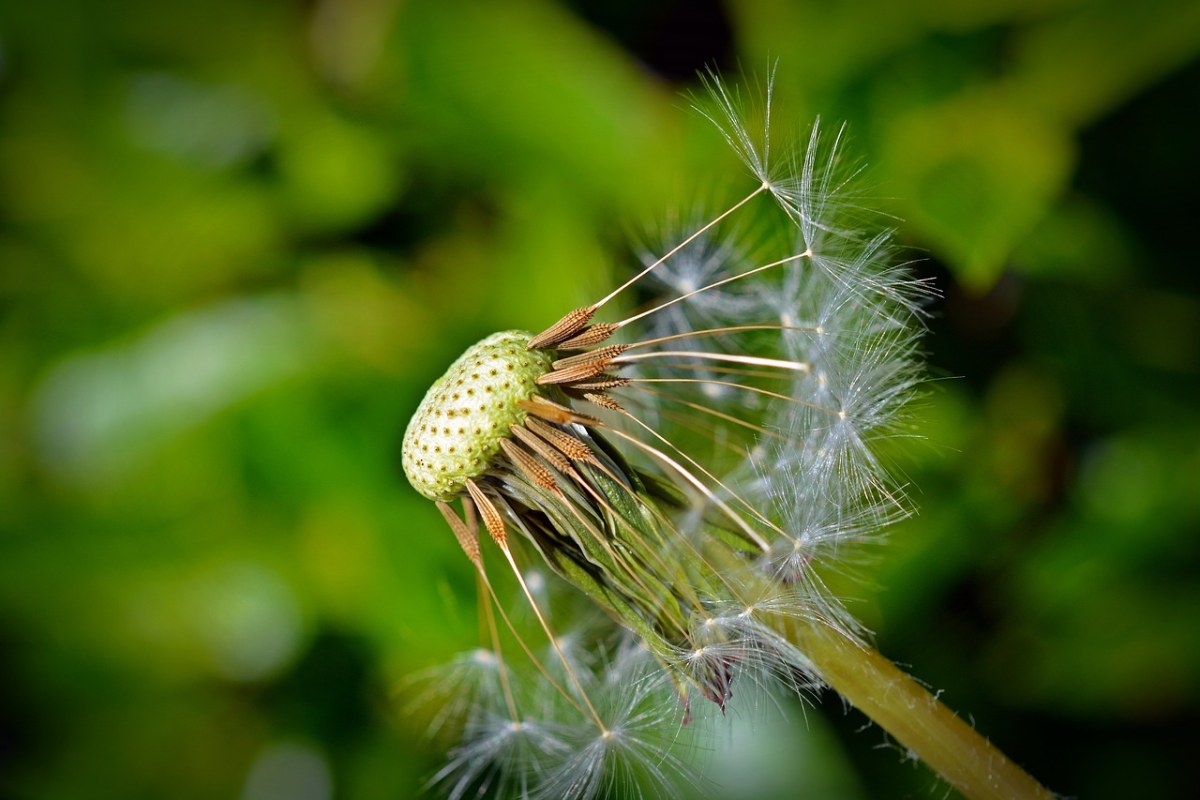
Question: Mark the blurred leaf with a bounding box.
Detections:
[29,294,318,479]
[1007,0,1200,126]
[1011,195,1132,283]
[399,0,677,207]
[276,109,404,232]
[882,89,1073,287]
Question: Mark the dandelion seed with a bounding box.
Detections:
[402,73,1053,799]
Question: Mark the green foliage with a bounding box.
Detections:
[0,0,1196,798]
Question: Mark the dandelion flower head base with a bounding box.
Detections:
[402,331,554,502]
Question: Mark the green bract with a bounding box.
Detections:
[402,330,554,502]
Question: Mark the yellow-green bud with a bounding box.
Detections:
[402,330,554,502]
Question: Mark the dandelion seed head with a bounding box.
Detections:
[404,70,933,799]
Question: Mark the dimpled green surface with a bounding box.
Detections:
[402,330,553,501]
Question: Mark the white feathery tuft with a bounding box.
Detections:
[533,648,696,800]
[433,713,569,800]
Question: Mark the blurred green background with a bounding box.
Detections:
[2,0,1198,798]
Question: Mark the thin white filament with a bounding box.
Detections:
[614,350,811,373]
[606,427,770,552]
[629,323,822,350]
[617,250,811,329]
[497,543,609,733]
[615,395,790,538]
[627,377,842,417]
[595,185,768,310]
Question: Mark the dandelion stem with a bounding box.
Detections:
[773,614,1054,800]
